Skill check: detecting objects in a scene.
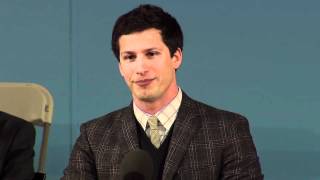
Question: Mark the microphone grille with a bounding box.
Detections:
[119,149,153,180]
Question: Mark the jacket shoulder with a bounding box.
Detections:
[78,106,130,140]
[192,100,253,140]
[185,96,248,123]
[0,111,35,135]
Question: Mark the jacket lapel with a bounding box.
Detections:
[119,105,139,155]
[162,93,201,180]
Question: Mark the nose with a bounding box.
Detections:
[136,56,149,76]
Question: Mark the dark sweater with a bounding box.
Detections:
[136,121,174,180]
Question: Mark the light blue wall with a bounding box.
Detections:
[1,1,319,179]
[0,1,72,179]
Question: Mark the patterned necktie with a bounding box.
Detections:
[147,116,160,148]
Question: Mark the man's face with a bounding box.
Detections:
[118,28,182,103]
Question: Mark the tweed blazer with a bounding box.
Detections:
[62,92,263,180]
[0,111,35,180]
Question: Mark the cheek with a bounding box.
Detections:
[161,62,176,75]
[122,68,134,81]
[123,72,131,81]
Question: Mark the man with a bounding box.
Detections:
[62,4,263,180]
[0,111,35,180]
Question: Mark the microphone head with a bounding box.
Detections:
[119,149,153,180]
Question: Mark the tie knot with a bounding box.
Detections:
[148,116,158,127]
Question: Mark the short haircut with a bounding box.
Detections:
[111,4,183,61]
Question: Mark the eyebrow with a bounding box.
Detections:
[120,51,135,56]
[120,48,160,56]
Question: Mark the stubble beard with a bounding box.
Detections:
[133,86,160,103]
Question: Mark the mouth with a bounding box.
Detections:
[134,78,156,87]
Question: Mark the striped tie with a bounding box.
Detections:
[147,116,160,148]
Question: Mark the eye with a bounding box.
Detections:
[146,51,159,58]
[123,54,136,62]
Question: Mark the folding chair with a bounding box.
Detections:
[0,82,54,180]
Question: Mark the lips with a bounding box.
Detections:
[134,78,155,87]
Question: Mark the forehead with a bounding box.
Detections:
[119,28,166,52]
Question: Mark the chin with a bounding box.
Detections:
[133,86,163,102]
[134,90,161,102]
[137,94,158,102]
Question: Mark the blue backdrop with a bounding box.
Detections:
[1,0,319,179]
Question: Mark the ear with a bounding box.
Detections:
[172,48,183,70]
[118,62,124,77]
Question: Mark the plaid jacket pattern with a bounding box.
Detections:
[61,92,263,180]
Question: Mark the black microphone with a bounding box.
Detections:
[119,149,153,180]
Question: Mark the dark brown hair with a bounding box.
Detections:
[111,4,183,61]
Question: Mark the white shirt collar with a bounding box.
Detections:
[133,88,183,131]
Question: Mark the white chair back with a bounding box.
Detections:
[0,82,54,176]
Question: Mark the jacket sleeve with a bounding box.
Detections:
[2,121,35,180]
[61,123,97,180]
[220,116,264,180]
